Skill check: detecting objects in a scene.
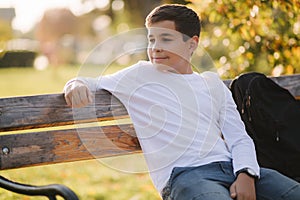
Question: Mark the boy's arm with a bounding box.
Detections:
[219,83,258,199]
[219,83,260,175]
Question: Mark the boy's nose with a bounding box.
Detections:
[154,48,163,52]
[152,43,163,52]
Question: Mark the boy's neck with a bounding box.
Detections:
[173,65,193,74]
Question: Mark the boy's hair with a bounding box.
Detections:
[145,4,201,41]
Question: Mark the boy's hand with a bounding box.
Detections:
[230,173,256,200]
[64,80,93,108]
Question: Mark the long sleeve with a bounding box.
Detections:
[63,77,100,93]
[63,61,144,94]
[219,82,260,176]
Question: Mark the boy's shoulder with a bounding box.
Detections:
[200,71,226,106]
[108,60,152,76]
[200,71,221,82]
[122,60,153,72]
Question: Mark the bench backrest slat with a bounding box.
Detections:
[272,74,300,98]
[0,124,140,170]
[223,74,300,99]
[0,90,128,132]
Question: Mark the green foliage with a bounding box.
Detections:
[189,0,300,78]
[0,51,37,67]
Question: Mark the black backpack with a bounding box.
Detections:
[229,72,300,182]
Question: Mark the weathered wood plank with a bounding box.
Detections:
[0,124,140,170]
[271,74,300,98]
[0,90,128,132]
[223,74,300,98]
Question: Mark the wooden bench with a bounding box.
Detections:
[0,73,299,199]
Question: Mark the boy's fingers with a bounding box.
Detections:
[64,84,93,108]
[64,92,73,107]
[86,88,93,104]
[78,88,91,106]
[229,183,237,199]
[71,92,82,107]
[65,95,70,106]
[63,80,94,108]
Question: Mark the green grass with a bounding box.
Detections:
[0,66,160,200]
[0,66,76,97]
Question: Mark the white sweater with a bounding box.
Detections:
[65,61,259,193]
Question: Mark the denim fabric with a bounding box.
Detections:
[162,161,300,200]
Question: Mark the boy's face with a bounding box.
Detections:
[147,20,198,74]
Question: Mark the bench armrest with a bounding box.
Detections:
[0,175,79,200]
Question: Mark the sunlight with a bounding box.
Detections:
[0,0,110,33]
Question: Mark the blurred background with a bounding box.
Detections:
[0,0,299,199]
[0,0,299,78]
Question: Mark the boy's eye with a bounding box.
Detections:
[148,38,155,43]
[162,38,172,42]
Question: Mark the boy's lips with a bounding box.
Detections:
[152,56,169,62]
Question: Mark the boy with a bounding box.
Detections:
[64,4,300,200]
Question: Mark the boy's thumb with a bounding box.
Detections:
[229,184,237,199]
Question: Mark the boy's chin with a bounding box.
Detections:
[153,63,178,74]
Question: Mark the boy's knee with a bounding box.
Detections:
[257,168,300,199]
[281,184,300,200]
[261,168,297,182]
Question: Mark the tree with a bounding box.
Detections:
[35,8,78,65]
[123,0,161,28]
[188,0,300,78]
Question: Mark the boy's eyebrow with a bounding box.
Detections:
[148,33,175,37]
[160,33,174,37]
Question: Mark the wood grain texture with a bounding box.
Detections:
[0,90,128,132]
[271,74,300,98]
[223,74,300,98]
[0,124,140,170]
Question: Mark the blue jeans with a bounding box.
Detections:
[162,161,300,200]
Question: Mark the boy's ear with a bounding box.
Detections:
[189,36,199,54]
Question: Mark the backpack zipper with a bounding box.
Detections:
[242,89,252,121]
[275,121,280,142]
[243,75,263,122]
[276,131,280,142]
